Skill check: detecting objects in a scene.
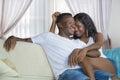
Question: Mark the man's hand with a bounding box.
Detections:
[68,48,88,66]
[52,12,60,22]
[68,48,81,66]
[76,48,87,62]
[50,12,60,33]
[3,36,16,52]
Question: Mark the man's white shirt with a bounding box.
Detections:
[31,32,106,79]
[31,32,82,79]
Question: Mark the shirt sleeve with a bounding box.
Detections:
[31,32,49,45]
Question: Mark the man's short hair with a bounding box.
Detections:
[56,13,72,24]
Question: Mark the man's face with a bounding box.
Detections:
[61,16,76,35]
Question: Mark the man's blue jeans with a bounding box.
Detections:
[58,68,114,80]
[58,58,117,80]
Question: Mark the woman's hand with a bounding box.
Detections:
[3,36,16,52]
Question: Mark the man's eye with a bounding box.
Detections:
[78,26,81,27]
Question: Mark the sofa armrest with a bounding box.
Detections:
[0,39,54,78]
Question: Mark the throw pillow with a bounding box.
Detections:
[0,59,19,77]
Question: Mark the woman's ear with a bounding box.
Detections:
[85,29,88,37]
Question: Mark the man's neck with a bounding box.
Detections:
[58,32,73,40]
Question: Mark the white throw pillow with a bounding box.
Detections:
[0,60,19,77]
[0,52,7,60]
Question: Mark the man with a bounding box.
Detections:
[3,12,117,80]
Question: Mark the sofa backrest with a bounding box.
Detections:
[0,39,54,79]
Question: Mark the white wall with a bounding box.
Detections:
[109,0,120,48]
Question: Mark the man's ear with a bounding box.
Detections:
[57,23,63,29]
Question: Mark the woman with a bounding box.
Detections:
[72,13,118,80]
[50,12,119,80]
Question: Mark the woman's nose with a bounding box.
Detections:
[74,27,78,31]
[72,24,77,29]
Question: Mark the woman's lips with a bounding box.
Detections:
[75,31,81,36]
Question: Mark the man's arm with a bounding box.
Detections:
[15,37,32,42]
[3,36,32,52]
[4,12,60,52]
[49,12,60,33]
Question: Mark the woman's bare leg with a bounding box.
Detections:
[88,57,116,74]
[88,57,120,80]
[79,57,95,80]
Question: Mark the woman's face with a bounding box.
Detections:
[75,20,86,37]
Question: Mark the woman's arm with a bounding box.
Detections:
[83,32,104,57]
[86,32,104,51]
[68,33,104,65]
[49,12,60,33]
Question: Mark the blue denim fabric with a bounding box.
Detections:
[94,70,113,80]
[58,69,89,80]
[58,68,113,80]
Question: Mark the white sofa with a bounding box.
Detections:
[0,39,55,80]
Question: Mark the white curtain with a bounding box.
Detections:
[6,0,49,38]
[0,0,32,38]
[65,0,112,40]
[53,0,112,48]
[54,0,112,41]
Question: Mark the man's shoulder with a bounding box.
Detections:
[31,32,56,44]
[36,32,55,37]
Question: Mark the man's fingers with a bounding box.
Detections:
[74,56,79,65]
[68,50,80,66]
[68,53,75,66]
[3,39,9,51]
[54,12,60,16]
[7,39,12,51]
[68,54,73,66]
[3,36,16,52]
[11,38,16,50]
[78,53,86,62]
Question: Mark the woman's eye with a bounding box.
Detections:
[77,25,81,28]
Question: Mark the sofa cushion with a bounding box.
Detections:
[0,39,54,79]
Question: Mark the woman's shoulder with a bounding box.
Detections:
[95,32,103,36]
[94,32,103,39]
